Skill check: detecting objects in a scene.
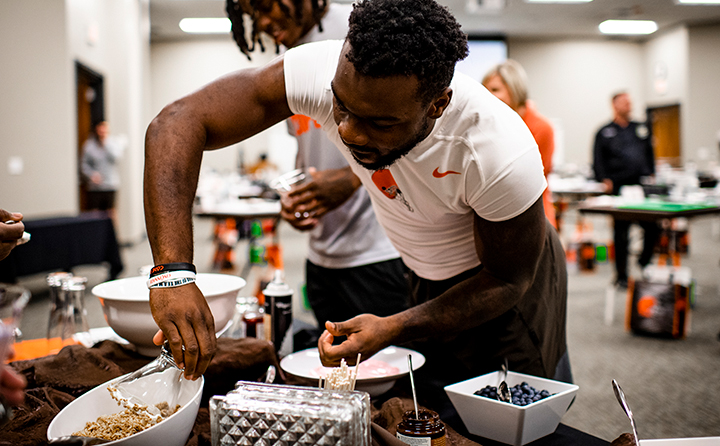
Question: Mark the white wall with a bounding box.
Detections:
[0,0,75,217]
[687,24,720,165]
[0,0,150,244]
[508,38,646,168]
[67,0,151,243]
[644,26,688,108]
[150,39,298,176]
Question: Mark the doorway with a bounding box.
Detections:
[76,62,105,211]
[647,104,681,167]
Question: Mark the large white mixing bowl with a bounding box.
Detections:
[92,273,246,356]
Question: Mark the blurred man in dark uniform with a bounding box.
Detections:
[593,92,659,288]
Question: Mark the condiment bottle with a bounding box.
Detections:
[396,409,446,446]
[242,297,265,340]
[222,296,265,339]
[262,269,293,358]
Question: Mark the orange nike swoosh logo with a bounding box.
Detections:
[432,167,461,178]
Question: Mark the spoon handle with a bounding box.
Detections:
[408,355,419,419]
[612,379,640,446]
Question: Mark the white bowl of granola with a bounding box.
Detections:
[47,368,203,445]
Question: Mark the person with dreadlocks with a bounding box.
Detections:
[144,0,569,422]
[225,0,410,339]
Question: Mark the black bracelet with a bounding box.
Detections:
[149,262,197,277]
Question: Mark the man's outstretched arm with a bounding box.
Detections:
[144,56,292,379]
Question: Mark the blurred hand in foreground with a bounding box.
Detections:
[0,210,24,261]
[0,367,26,406]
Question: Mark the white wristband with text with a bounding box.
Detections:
[146,270,197,289]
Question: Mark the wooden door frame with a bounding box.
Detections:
[646,103,681,168]
[76,62,105,211]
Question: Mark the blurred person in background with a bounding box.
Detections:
[81,121,123,222]
[482,60,557,228]
[226,0,409,333]
[0,209,27,406]
[593,92,658,288]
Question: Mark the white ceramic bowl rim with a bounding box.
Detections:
[92,273,246,301]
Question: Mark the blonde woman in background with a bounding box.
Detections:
[483,60,557,228]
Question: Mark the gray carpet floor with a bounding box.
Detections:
[16,210,720,443]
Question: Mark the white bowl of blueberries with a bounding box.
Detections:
[444,370,579,446]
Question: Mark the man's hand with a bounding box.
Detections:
[149,283,216,380]
[91,172,103,185]
[317,315,398,367]
[280,167,361,231]
[602,178,613,194]
[0,210,24,261]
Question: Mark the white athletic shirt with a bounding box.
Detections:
[284,4,400,269]
[284,40,546,280]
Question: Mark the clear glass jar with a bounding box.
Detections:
[46,272,74,354]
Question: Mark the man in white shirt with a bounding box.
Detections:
[226,0,409,335]
[144,0,569,410]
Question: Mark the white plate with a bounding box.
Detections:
[280,346,425,397]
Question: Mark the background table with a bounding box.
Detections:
[0,212,123,283]
[579,201,720,222]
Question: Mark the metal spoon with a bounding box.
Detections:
[612,379,640,446]
[408,354,420,419]
[498,358,512,403]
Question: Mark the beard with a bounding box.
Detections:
[345,120,430,171]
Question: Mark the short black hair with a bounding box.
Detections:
[226,0,327,60]
[346,0,468,104]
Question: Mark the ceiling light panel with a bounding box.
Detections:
[599,19,658,35]
[179,18,231,34]
[676,0,720,4]
[525,0,592,3]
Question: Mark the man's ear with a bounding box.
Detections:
[427,88,453,119]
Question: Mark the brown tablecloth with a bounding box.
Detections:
[0,339,478,446]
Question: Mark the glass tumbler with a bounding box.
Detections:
[0,283,31,427]
[269,169,313,220]
[46,272,75,354]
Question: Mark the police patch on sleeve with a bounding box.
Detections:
[602,127,617,138]
[636,124,649,139]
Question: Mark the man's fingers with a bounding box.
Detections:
[191,319,217,381]
[325,320,349,336]
[152,329,166,346]
[162,325,186,370]
[0,210,22,222]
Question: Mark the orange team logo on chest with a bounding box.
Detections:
[289,115,321,136]
[371,169,414,212]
